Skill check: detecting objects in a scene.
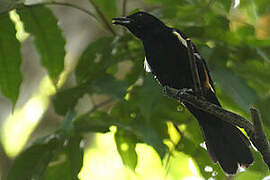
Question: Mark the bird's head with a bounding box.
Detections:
[112,11,166,40]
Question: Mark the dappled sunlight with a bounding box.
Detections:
[9,10,29,42]
[1,76,55,157]
[135,144,165,180]
[79,131,137,180]
[79,129,202,180]
[188,159,200,178]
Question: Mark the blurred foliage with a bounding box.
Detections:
[0,13,22,107]
[1,0,270,179]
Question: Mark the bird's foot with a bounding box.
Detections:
[176,88,193,97]
[163,86,193,100]
[179,88,193,93]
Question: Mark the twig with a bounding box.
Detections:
[186,39,203,96]
[22,1,115,35]
[122,0,128,16]
[86,98,113,115]
[11,2,110,34]
[24,2,98,21]
[88,0,116,36]
[250,107,270,168]
[173,123,184,141]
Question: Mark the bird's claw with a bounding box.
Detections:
[179,88,193,94]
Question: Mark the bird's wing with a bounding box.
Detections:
[144,56,152,72]
[173,29,216,93]
[194,52,216,93]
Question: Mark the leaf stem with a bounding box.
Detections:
[86,98,113,115]
[88,0,116,36]
[25,2,98,21]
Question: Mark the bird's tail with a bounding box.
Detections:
[185,92,253,174]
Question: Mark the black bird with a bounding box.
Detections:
[112,11,253,174]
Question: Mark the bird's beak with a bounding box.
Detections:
[112,17,133,26]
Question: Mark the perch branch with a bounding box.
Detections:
[165,87,254,133]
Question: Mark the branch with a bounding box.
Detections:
[165,87,254,134]
[163,38,270,170]
[250,107,270,168]
[122,0,128,16]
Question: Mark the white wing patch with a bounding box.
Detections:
[172,30,187,47]
[194,52,201,60]
[144,57,152,72]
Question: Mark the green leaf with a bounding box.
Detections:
[153,95,186,123]
[44,160,73,180]
[53,75,127,116]
[204,14,230,40]
[43,135,83,180]
[179,137,225,180]
[75,37,116,84]
[88,75,128,99]
[177,119,225,179]
[124,59,144,84]
[115,128,138,171]
[235,171,265,180]
[17,6,65,84]
[111,100,167,159]
[225,25,257,46]
[0,14,23,107]
[53,83,88,115]
[74,110,114,133]
[90,0,117,20]
[232,60,270,96]
[222,0,232,12]
[61,110,76,134]
[66,135,84,178]
[211,66,258,112]
[255,0,270,15]
[208,45,229,66]
[129,75,163,121]
[257,97,270,131]
[235,151,268,180]
[7,137,60,180]
[132,123,167,159]
[110,100,136,125]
